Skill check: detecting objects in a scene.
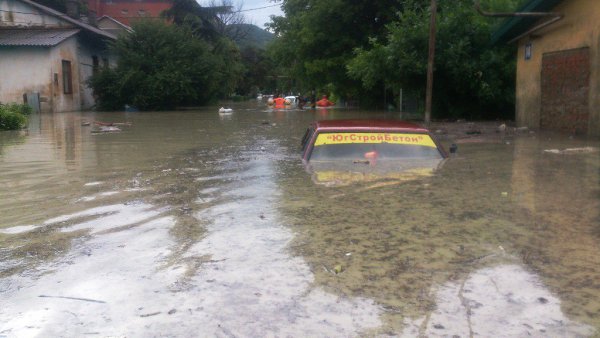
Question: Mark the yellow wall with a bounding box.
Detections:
[516,0,600,136]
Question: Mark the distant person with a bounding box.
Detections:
[273,95,286,107]
[310,91,316,109]
[297,95,306,109]
[316,95,335,107]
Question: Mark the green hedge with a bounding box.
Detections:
[0,103,30,130]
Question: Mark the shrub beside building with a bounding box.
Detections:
[0,103,32,130]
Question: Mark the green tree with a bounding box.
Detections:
[267,0,407,98]
[89,20,221,110]
[348,0,520,119]
[236,46,277,95]
[0,103,30,131]
[161,0,231,41]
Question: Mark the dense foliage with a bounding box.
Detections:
[268,0,522,119]
[0,103,31,131]
[161,0,230,41]
[267,0,405,99]
[89,20,242,110]
[236,46,278,96]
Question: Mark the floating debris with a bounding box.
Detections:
[94,121,132,127]
[543,147,598,155]
[91,126,121,134]
[38,295,106,304]
[218,107,233,115]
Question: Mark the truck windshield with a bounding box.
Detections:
[309,132,443,161]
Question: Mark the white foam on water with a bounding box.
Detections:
[401,264,594,337]
[0,215,179,337]
[0,224,37,234]
[0,155,382,337]
[179,157,382,336]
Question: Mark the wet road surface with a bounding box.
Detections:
[0,103,599,336]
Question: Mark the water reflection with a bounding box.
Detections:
[0,106,599,336]
[307,158,445,187]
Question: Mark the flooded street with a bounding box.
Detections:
[1,102,599,337]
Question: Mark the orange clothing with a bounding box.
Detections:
[316,98,334,107]
[274,97,286,105]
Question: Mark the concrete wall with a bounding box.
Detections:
[0,47,54,111]
[0,35,109,113]
[515,0,600,136]
[49,36,82,112]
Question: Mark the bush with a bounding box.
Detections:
[3,103,33,116]
[89,20,230,111]
[0,105,28,130]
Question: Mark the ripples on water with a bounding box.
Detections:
[0,104,598,336]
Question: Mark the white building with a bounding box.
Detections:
[0,0,116,113]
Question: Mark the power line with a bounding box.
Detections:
[0,3,280,18]
[239,4,280,12]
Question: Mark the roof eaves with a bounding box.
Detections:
[0,28,81,46]
[19,0,117,40]
[98,15,133,32]
[491,0,564,44]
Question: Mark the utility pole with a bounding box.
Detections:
[424,0,437,125]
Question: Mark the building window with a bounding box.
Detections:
[62,60,73,94]
[102,57,109,68]
[121,9,128,15]
[138,9,146,16]
[92,55,99,75]
[525,43,532,61]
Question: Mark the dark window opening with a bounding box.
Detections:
[92,55,99,75]
[62,60,72,94]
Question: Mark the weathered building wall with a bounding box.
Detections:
[0,47,53,112]
[77,37,112,110]
[0,0,115,112]
[516,0,600,136]
[48,36,82,112]
[0,36,89,113]
[0,0,66,27]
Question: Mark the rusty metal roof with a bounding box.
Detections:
[0,28,80,46]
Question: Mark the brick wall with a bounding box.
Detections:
[540,47,590,134]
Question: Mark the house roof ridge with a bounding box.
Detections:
[98,15,133,31]
[18,0,117,40]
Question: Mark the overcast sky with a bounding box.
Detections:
[199,0,284,29]
[241,0,283,28]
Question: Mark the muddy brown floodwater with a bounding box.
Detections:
[0,102,599,337]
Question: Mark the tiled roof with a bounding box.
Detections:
[0,28,80,46]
